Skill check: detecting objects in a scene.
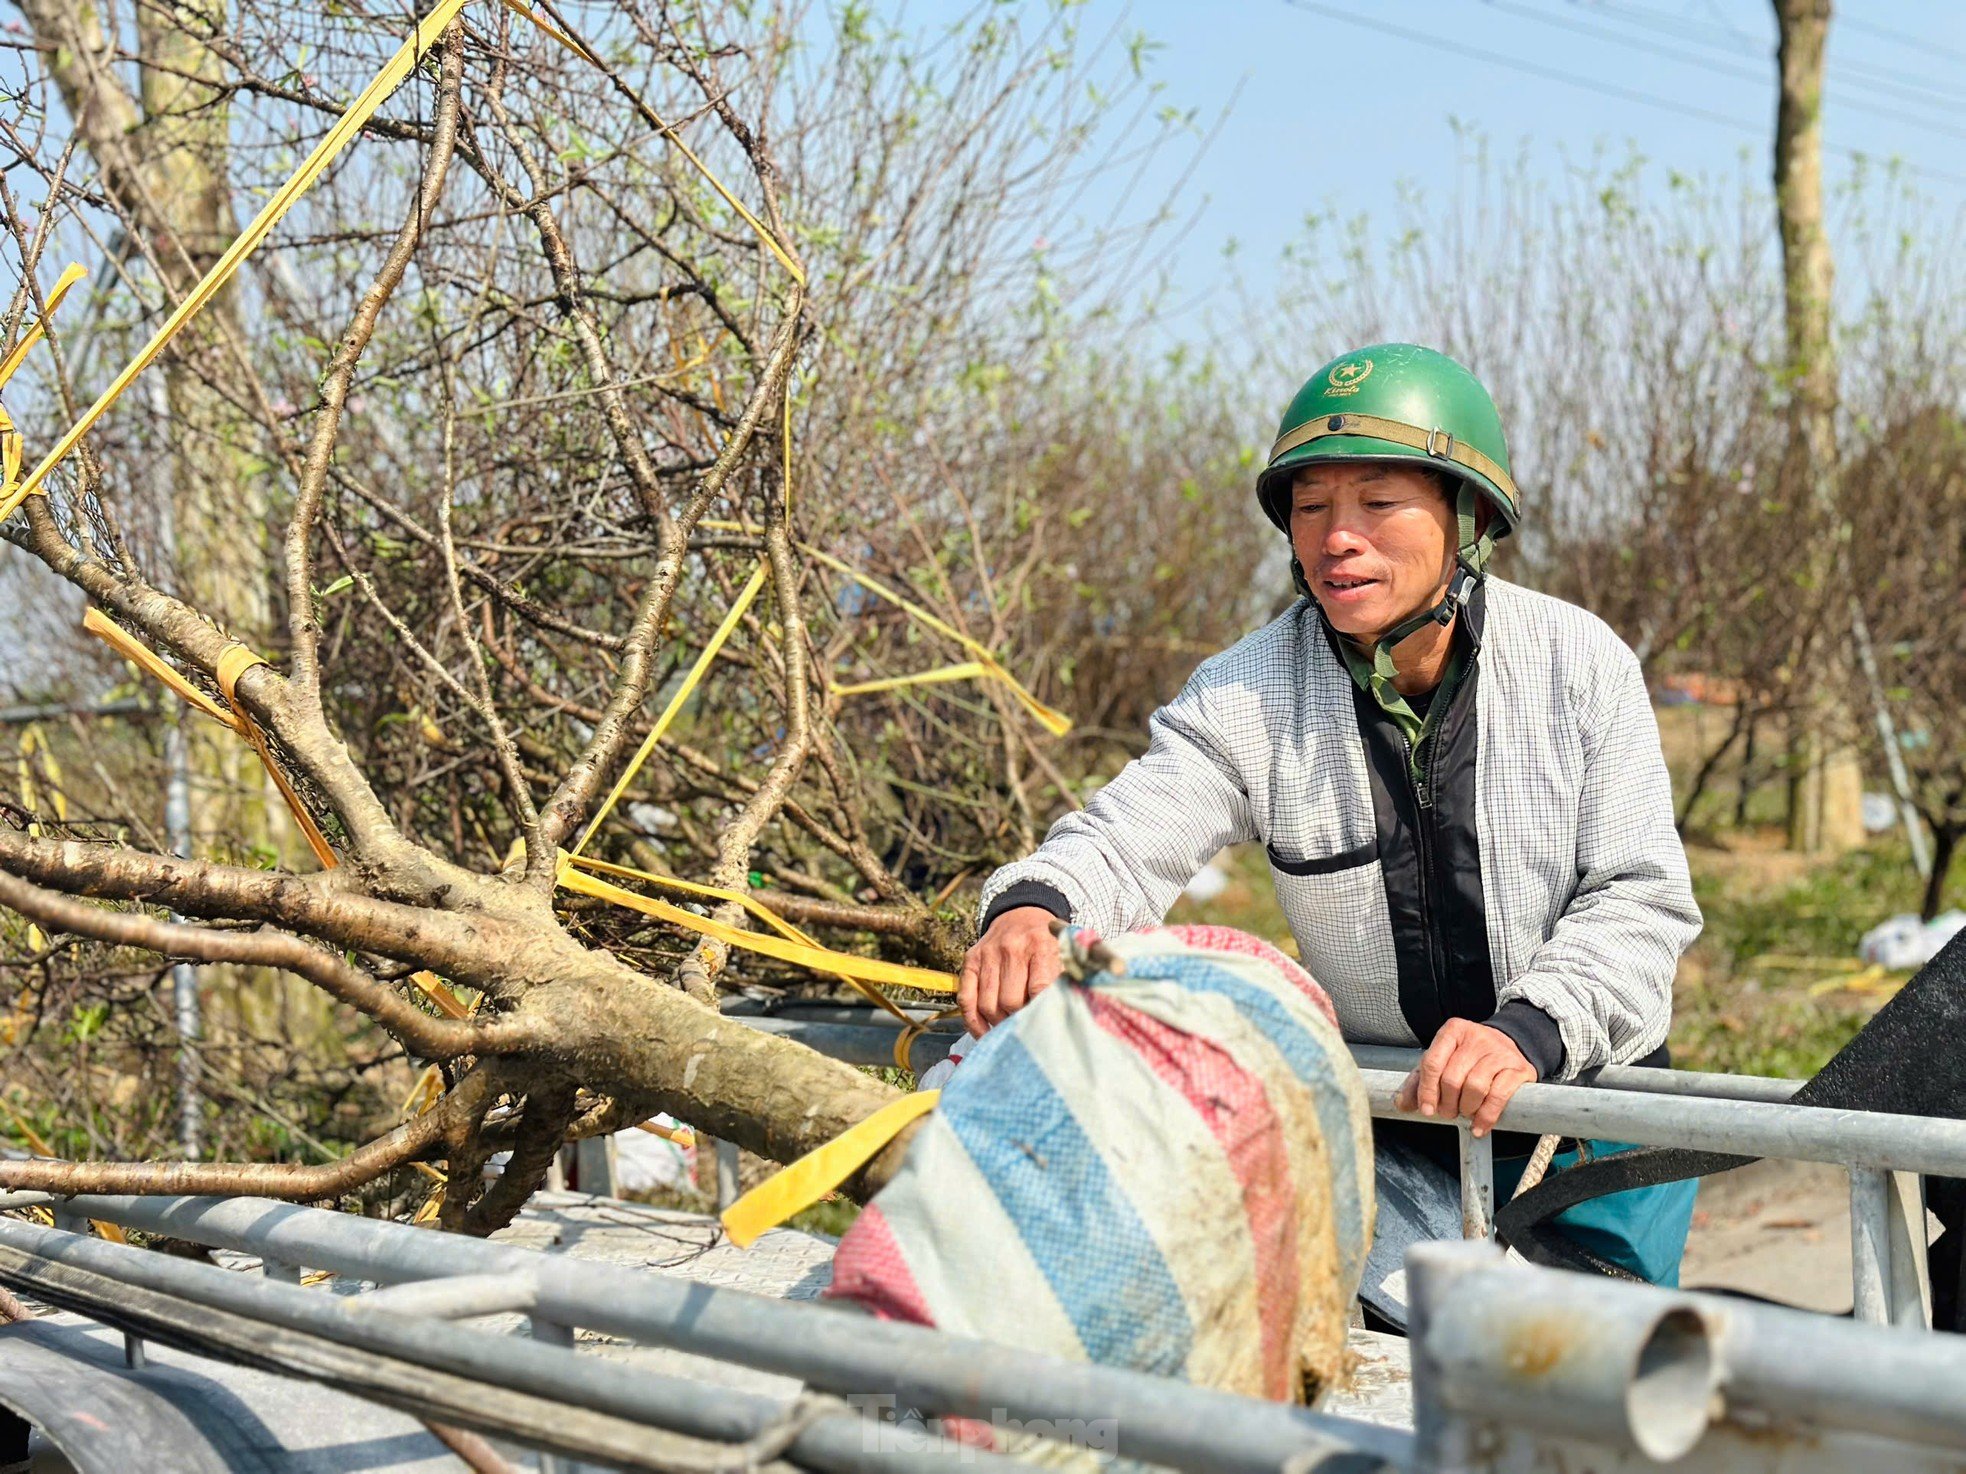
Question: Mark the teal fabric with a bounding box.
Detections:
[1495,1139,1698,1286]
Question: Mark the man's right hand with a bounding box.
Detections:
[959,907,1064,1037]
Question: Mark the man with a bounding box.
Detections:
[960,343,1702,1299]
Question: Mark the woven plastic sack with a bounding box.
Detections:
[828,924,1374,1407]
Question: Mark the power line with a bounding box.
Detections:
[1577,0,1966,110]
[1279,0,1966,188]
[1844,12,1966,69]
[1281,1,1761,133]
[1483,0,1966,144]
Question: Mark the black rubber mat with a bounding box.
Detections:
[1495,926,1966,1327]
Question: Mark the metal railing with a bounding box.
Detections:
[6,1188,1966,1472]
[0,1189,1407,1474]
[730,1003,1964,1329]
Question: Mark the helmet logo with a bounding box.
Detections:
[1326,357,1374,396]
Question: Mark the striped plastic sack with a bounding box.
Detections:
[827,924,1374,1410]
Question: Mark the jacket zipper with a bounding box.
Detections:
[1404,661,1462,1029]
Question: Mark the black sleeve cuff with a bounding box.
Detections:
[1487,1000,1566,1081]
[980,880,1072,934]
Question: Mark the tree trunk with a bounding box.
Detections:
[1772,0,1865,854]
[1735,706,1760,828]
[1923,826,1959,923]
[139,2,313,1044]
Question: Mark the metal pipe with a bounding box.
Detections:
[722,1000,950,1026]
[361,1272,538,1319]
[752,1020,1818,1106]
[1707,1285,1966,1448]
[1851,594,1933,878]
[1849,1167,1891,1325]
[33,1194,1409,1474]
[0,1215,1014,1474]
[0,696,149,725]
[1405,1243,1966,1454]
[1348,1044,1801,1102]
[1407,1242,1717,1462]
[732,1016,958,1075]
[164,715,202,1162]
[1456,1128,1492,1241]
[1356,1068,1966,1175]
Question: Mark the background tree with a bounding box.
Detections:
[0,1,1251,1219]
[1771,0,1865,854]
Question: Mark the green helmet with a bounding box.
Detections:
[1255,343,1521,565]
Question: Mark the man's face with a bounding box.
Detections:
[1288,461,1456,643]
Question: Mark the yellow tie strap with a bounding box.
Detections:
[560,852,919,1024]
[891,1011,963,1073]
[833,662,991,698]
[571,559,768,858]
[0,262,88,396]
[556,858,958,996]
[637,1117,696,1148]
[720,1088,939,1247]
[211,641,339,871]
[0,262,88,505]
[696,527,1072,738]
[0,407,19,502]
[83,612,472,1021]
[1,1,474,522]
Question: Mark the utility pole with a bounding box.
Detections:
[1772,0,1866,853]
[166,715,203,1161]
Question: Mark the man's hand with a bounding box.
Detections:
[959,907,1063,1037]
[1395,1018,1537,1137]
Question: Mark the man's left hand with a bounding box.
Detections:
[1396,1019,1537,1137]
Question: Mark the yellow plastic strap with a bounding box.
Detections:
[213,642,342,871]
[560,852,915,1023]
[891,1007,961,1072]
[721,1088,938,1247]
[776,539,1070,737]
[496,0,804,285]
[557,860,959,994]
[213,643,268,706]
[0,0,473,521]
[833,661,990,698]
[571,558,768,857]
[412,971,472,1020]
[0,407,20,497]
[0,263,88,393]
[84,608,239,728]
[1,1101,128,1243]
[82,612,474,1020]
[892,1019,924,1072]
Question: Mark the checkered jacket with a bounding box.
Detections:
[979,579,1701,1079]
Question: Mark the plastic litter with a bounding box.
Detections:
[1859,911,1966,970]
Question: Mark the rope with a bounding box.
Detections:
[1511,1133,1563,1200]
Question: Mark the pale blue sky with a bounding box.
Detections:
[873,0,1966,336]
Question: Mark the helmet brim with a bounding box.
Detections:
[1256,437,1521,538]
